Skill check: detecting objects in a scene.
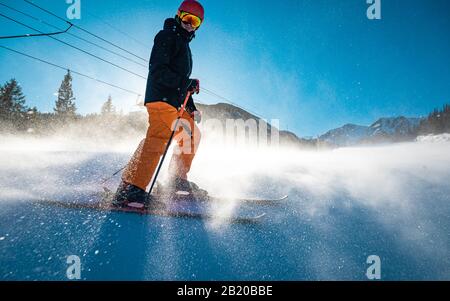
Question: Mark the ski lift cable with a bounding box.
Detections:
[202,87,269,121]
[0,12,73,39]
[0,2,148,68]
[86,11,151,50]
[23,0,148,63]
[0,45,142,96]
[0,12,147,80]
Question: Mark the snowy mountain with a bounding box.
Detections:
[319,117,423,147]
[196,103,424,148]
[318,124,372,147]
[370,117,422,137]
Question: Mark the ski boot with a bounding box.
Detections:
[112,181,150,209]
[112,181,168,210]
[168,177,209,201]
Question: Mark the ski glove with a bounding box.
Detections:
[187,79,200,94]
[191,110,202,123]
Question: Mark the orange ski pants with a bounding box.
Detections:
[122,101,201,190]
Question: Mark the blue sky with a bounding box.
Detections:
[1,0,449,137]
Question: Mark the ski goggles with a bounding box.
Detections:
[178,11,202,29]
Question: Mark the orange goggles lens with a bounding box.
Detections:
[179,11,202,28]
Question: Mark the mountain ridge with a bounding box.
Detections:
[318,116,423,147]
[197,102,426,148]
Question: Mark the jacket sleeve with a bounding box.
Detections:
[149,32,182,89]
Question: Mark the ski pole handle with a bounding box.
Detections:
[178,91,193,117]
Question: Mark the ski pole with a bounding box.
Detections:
[101,167,125,185]
[148,91,193,195]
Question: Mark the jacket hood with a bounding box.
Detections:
[163,18,195,42]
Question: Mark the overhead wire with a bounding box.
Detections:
[0,12,147,79]
[0,45,142,96]
[0,14,72,39]
[86,11,151,50]
[23,0,148,62]
[0,2,148,68]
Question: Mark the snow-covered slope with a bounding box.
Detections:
[416,133,450,143]
[1,136,449,280]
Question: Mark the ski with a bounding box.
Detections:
[35,199,265,224]
[150,192,288,205]
[152,184,288,205]
[211,195,288,205]
[34,188,266,224]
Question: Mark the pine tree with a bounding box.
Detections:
[101,95,116,116]
[54,70,77,120]
[418,103,450,135]
[0,78,27,126]
[442,104,450,132]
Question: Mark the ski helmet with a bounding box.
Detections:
[178,0,204,20]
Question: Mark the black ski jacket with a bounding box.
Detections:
[144,18,197,112]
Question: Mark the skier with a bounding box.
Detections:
[112,0,205,207]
